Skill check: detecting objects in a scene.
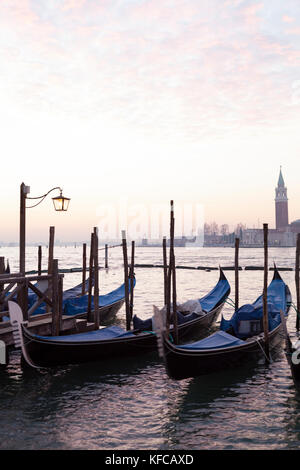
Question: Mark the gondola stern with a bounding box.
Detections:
[272,263,282,281]
[219,266,231,299]
[8,301,41,369]
[219,265,226,281]
[152,305,167,360]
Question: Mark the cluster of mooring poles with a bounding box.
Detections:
[0,220,137,343]
[121,231,135,331]
[233,227,300,362]
[1,182,300,369]
[233,223,270,360]
[35,242,120,276]
[163,201,179,344]
[296,233,300,332]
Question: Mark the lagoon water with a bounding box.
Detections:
[1,245,300,450]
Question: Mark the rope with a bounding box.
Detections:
[254,337,272,363]
[168,333,174,343]
[225,297,236,308]
[98,244,122,251]
[291,303,300,318]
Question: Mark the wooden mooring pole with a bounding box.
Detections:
[18,183,28,318]
[0,257,5,321]
[47,226,55,314]
[296,233,300,331]
[170,200,178,345]
[87,232,94,322]
[235,237,240,311]
[0,257,5,278]
[93,228,100,330]
[163,236,168,306]
[122,231,131,331]
[129,241,135,322]
[19,182,26,276]
[105,244,108,269]
[48,227,55,275]
[58,273,63,330]
[51,259,60,336]
[38,246,42,276]
[82,243,87,296]
[263,223,270,359]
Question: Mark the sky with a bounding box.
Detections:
[1,0,300,242]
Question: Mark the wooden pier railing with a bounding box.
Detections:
[0,259,63,336]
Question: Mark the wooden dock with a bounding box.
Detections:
[0,313,95,347]
[0,260,97,350]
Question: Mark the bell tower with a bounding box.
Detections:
[275,167,289,230]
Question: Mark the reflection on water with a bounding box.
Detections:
[2,349,300,449]
[161,355,294,450]
[1,247,300,449]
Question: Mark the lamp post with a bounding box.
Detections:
[19,183,70,275]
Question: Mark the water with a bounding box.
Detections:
[1,245,300,450]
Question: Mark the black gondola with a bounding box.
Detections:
[26,277,134,323]
[284,344,300,390]
[8,269,230,368]
[279,309,300,390]
[62,278,136,323]
[155,267,291,380]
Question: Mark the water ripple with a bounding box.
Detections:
[1,247,300,449]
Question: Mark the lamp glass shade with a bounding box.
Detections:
[52,194,70,211]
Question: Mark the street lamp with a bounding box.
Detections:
[52,190,70,212]
[19,183,70,275]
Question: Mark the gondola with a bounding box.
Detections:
[284,343,300,390]
[62,278,136,322]
[279,310,300,391]
[8,268,230,368]
[27,277,134,322]
[155,267,291,380]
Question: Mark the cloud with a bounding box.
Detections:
[286,27,300,35]
[241,2,264,27]
[282,15,295,23]
[61,0,86,11]
[1,0,300,143]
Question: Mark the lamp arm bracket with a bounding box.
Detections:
[26,187,62,209]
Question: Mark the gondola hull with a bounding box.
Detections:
[21,301,225,367]
[159,268,291,380]
[285,347,300,390]
[28,278,134,323]
[78,298,125,324]
[163,323,284,380]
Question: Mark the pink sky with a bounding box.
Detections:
[1,0,300,241]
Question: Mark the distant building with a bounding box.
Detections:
[242,167,299,247]
[291,219,300,233]
[275,167,289,230]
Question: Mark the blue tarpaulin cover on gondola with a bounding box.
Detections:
[220,274,287,338]
[132,315,152,330]
[21,277,92,315]
[6,277,135,319]
[132,271,230,330]
[220,302,281,338]
[199,278,230,312]
[63,278,135,316]
[32,325,135,342]
[177,331,245,350]
[132,310,201,331]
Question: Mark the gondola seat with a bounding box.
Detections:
[176,331,245,350]
[221,302,281,340]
